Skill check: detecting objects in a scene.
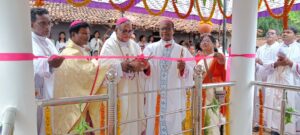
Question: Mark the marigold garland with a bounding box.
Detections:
[263,0,295,19]
[66,0,92,7]
[195,0,217,23]
[201,89,207,135]
[183,89,192,135]
[224,86,231,135]
[216,0,232,19]
[117,99,121,135]
[109,0,135,12]
[100,102,106,135]
[142,0,169,16]
[258,88,264,135]
[44,106,52,135]
[34,0,45,7]
[172,0,195,19]
[258,0,263,10]
[154,94,161,135]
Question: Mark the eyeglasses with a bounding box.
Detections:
[119,29,134,34]
[266,32,276,35]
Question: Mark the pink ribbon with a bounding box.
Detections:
[0,53,255,61]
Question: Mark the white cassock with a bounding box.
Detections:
[143,39,195,135]
[262,41,300,134]
[254,42,280,126]
[32,32,58,135]
[99,32,145,135]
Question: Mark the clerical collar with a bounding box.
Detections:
[160,39,174,48]
[32,32,47,40]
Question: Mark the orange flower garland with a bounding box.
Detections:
[195,0,217,22]
[44,106,52,135]
[117,99,121,135]
[99,102,106,135]
[258,0,263,10]
[258,88,264,135]
[216,0,232,19]
[183,89,192,135]
[34,0,45,7]
[66,0,92,7]
[172,0,195,19]
[154,94,161,135]
[263,0,295,19]
[142,0,169,16]
[224,86,231,135]
[109,0,135,12]
[201,89,207,135]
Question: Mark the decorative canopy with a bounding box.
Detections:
[32,0,300,33]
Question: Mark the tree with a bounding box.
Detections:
[257,11,300,37]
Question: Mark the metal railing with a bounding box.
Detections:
[251,81,300,135]
[1,65,235,135]
[0,107,17,135]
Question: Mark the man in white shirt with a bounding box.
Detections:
[31,8,64,135]
[263,27,300,135]
[253,29,280,131]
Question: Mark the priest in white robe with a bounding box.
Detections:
[31,8,64,135]
[262,27,300,135]
[254,29,281,129]
[143,19,196,135]
[99,18,148,135]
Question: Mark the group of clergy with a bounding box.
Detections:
[31,6,300,135]
[254,28,300,135]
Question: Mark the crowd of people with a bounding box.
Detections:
[253,28,300,135]
[31,7,300,135]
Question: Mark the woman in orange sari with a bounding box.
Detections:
[197,35,226,135]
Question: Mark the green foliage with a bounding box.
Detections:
[285,107,296,124]
[203,0,207,6]
[257,11,300,36]
[257,16,283,37]
[73,103,92,135]
[204,112,211,135]
[209,98,220,115]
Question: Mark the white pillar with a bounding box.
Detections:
[0,0,37,135]
[230,0,258,134]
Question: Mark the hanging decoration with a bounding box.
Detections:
[154,94,161,135]
[34,0,45,7]
[143,0,169,16]
[258,0,263,10]
[216,0,232,19]
[258,88,264,135]
[66,0,92,7]
[224,86,231,135]
[183,89,192,135]
[198,21,213,33]
[117,99,121,135]
[44,106,53,135]
[172,0,194,19]
[263,0,295,28]
[109,0,135,12]
[195,0,217,22]
[99,102,106,135]
[201,89,207,135]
